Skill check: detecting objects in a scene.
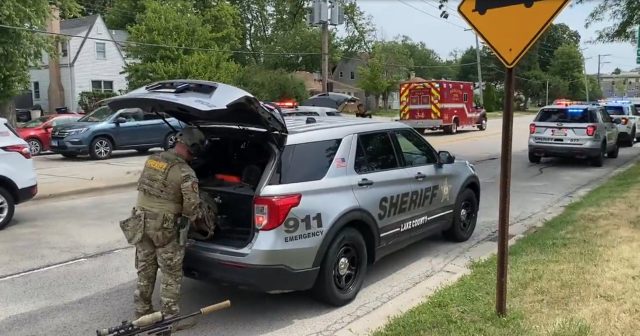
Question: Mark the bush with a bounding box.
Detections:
[235,66,308,102]
[78,91,118,113]
[483,84,501,112]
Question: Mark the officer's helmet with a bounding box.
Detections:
[176,126,206,155]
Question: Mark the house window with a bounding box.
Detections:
[463,93,468,102]
[350,72,355,80]
[33,82,40,100]
[96,42,106,59]
[339,71,344,78]
[61,42,68,57]
[92,80,114,92]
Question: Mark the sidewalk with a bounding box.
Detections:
[32,151,151,200]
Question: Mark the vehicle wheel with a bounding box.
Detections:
[0,187,16,230]
[61,153,78,159]
[444,189,478,242]
[591,143,605,167]
[607,141,619,159]
[27,138,43,156]
[312,227,368,307]
[478,118,487,131]
[528,151,541,163]
[450,120,458,134]
[163,133,177,151]
[90,137,113,160]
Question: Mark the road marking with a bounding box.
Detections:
[0,246,132,282]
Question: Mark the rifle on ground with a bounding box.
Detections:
[96,300,231,336]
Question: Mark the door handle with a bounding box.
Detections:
[358,178,374,187]
[415,172,427,181]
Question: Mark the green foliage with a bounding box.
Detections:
[519,70,547,106]
[77,91,117,113]
[104,0,143,29]
[537,23,581,72]
[234,66,307,102]
[482,84,501,112]
[123,0,240,89]
[0,0,80,122]
[576,0,640,43]
[457,47,479,82]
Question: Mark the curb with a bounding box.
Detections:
[32,181,138,202]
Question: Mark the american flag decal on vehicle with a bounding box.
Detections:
[335,158,347,168]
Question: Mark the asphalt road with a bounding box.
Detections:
[2,115,639,336]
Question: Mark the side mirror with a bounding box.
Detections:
[438,151,456,165]
[115,117,127,124]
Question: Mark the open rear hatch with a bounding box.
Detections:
[105,79,288,147]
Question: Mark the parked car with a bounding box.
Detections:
[0,118,38,230]
[17,114,82,155]
[281,106,343,117]
[528,104,620,167]
[602,101,640,147]
[50,105,184,160]
[302,93,371,118]
[106,79,481,306]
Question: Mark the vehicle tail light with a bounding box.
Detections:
[1,144,31,159]
[529,123,536,134]
[254,194,302,231]
[586,125,597,136]
[621,117,629,125]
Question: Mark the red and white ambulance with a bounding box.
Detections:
[398,79,487,134]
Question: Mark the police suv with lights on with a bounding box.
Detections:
[602,100,640,147]
[106,80,481,307]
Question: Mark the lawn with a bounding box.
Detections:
[486,110,538,120]
[373,163,640,336]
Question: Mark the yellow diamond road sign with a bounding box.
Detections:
[458,0,571,68]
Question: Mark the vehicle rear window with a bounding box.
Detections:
[269,139,342,184]
[535,108,595,123]
[604,106,626,116]
[3,121,20,137]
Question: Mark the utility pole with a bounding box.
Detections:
[583,56,592,102]
[465,28,484,106]
[597,54,611,86]
[309,0,345,94]
[546,80,549,105]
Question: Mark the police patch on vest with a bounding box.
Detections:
[146,159,168,171]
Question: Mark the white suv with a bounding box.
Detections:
[0,117,38,229]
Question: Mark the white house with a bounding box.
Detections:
[29,14,129,113]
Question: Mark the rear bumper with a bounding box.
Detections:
[183,248,319,292]
[16,184,37,204]
[529,143,601,158]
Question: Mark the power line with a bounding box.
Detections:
[0,23,322,56]
[397,0,468,30]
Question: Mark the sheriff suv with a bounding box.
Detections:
[106,80,481,307]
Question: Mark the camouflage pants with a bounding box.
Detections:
[134,213,185,317]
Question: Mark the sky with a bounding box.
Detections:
[354,0,638,75]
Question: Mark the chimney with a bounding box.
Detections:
[47,5,65,114]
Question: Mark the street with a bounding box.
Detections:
[2,115,638,336]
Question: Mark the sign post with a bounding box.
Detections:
[458,0,570,316]
[636,27,640,65]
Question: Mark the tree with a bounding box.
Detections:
[576,0,640,43]
[548,44,585,100]
[519,70,547,108]
[340,1,376,58]
[0,0,80,125]
[613,68,622,75]
[235,66,308,101]
[123,0,241,89]
[104,0,143,29]
[397,36,455,80]
[482,84,500,112]
[357,41,412,109]
[536,23,581,72]
[456,47,478,82]
[547,75,570,101]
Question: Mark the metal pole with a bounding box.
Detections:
[583,58,590,102]
[597,54,601,86]
[496,67,515,317]
[475,34,484,106]
[321,21,329,93]
[546,80,549,106]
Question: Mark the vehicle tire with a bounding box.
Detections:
[443,188,478,242]
[607,141,619,159]
[591,142,605,167]
[0,187,16,230]
[163,133,177,151]
[90,137,113,160]
[27,138,43,156]
[312,227,368,307]
[450,120,458,134]
[528,151,541,163]
[477,118,487,131]
[61,153,77,159]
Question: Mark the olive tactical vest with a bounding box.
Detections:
[137,151,185,203]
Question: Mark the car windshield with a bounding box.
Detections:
[21,116,50,128]
[604,106,626,116]
[535,108,594,123]
[78,106,115,122]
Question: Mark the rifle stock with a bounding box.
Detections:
[96,300,231,336]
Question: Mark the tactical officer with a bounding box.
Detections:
[120,126,206,320]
